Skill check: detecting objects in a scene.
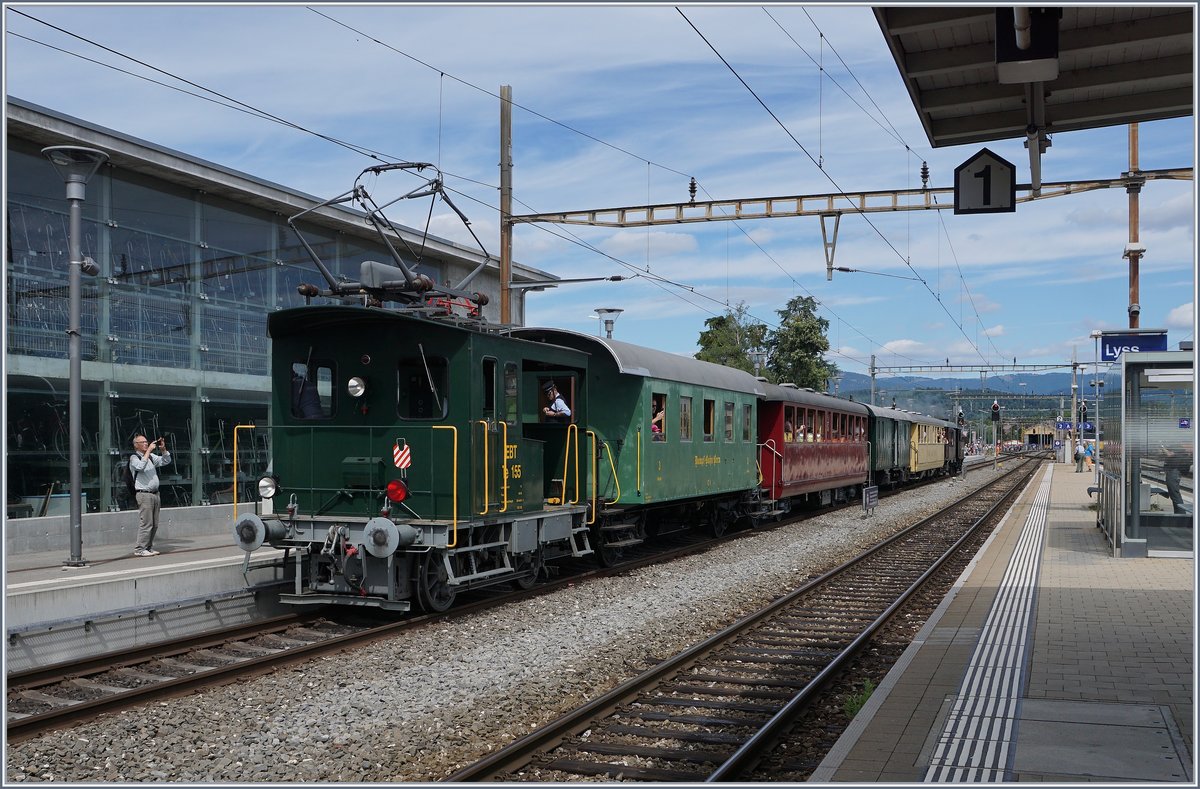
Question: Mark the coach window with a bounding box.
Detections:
[679,396,693,442]
[742,403,753,442]
[397,355,449,420]
[482,358,497,419]
[724,402,735,442]
[651,392,667,441]
[503,363,518,426]
[290,360,333,419]
[703,399,716,442]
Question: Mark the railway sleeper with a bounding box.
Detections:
[546,758,705,783]
[666,684,796,701]
[574,741,727,765]
[17,690,80,708]
[642,695,783,714]
[624,709,766,728]
[114,667,179,682]
[601,723,748,745]
[681,673,810,689]
[153,657,216,674]
[221,642,284,657]
[68,678,130,694]
[191,649,245,664]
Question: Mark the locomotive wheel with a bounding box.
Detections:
[416,552,456,613]
[511,550,542,590]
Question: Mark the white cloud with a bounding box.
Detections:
[1165,301,1194,330]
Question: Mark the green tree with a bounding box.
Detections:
[765,295,838,389]
[695,302,769,375]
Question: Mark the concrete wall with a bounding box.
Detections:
[5,503,241,554]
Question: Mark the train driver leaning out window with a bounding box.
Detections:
[291,363,323,419]
[542,381,572,421]
[651,395,665,440]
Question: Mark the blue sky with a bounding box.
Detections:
[5,3,1195,379]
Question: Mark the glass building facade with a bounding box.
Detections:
[5,100,538,518]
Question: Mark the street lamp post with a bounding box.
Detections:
[42,145,108,568]
[593,308,623,339]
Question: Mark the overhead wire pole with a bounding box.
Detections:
[1125,123,1144,329]
[499,84,513,325]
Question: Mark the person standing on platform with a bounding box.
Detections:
[1084,440,1095,470]
[1074,439,1085,472]
[1163,439,1191,514]
[130,434,171,557]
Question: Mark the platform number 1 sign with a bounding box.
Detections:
[954,148,1017,214]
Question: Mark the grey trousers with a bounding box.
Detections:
[136,491,161,550]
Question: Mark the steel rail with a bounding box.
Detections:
[444,458,1038,782]
[707,459,1038,781]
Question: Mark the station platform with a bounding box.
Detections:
[812,461,1195,783]
[5,520,289,673]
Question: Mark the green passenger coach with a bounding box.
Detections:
[511,329,766,556]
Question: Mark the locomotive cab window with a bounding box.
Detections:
[290,360,333,419]
[482,358,497,419]
[397,355,448,420]
[504,363,518,426]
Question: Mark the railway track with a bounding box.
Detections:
[445,457,1042,782]
[6,459,1021,746]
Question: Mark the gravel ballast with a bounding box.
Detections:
[6,465,1009,783]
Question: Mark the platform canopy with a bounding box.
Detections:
[874,6,1194,148]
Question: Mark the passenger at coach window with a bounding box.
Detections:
[542,381,571,421]
[651,397,665,440]
[784,421,794,442]
[798,424,807,442]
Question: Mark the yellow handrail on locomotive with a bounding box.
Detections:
[636,427,642,496]
[433,425,458,548]
[570,423,581,504]
[231,424,258,520]
[559,423,582,505]
[587,430,597,525]
[499,420,509,513]
[477,420,489,516]
[603,439,621,505]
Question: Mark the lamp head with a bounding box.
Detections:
[42,146,108,184]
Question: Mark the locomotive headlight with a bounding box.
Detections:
[347,376,367,398]
[257,475,279,499]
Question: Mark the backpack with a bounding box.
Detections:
[123,456,137,496]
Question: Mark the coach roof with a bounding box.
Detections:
[509,328,766,396]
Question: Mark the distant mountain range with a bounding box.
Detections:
[835,371,1081,397]
[827,371,1093,424]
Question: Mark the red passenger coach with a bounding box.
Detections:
[758,383,870,504]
